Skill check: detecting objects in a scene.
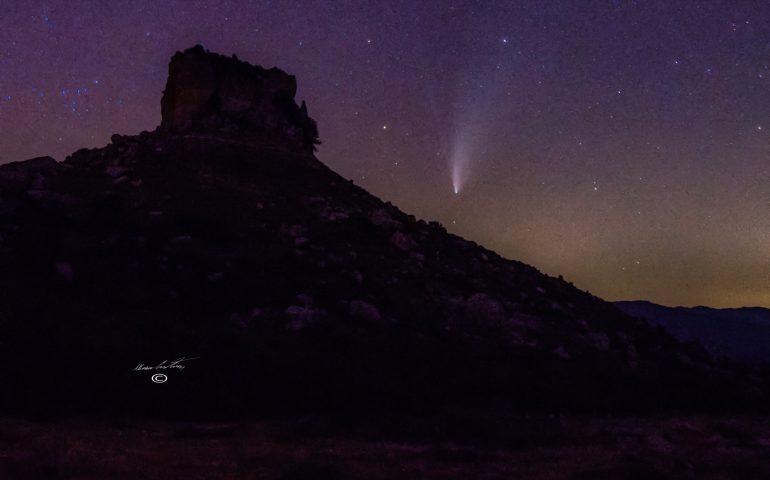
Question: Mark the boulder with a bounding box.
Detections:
[463,293,506,327]
[349,300,381,323]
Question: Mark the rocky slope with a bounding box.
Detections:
[0,46,761,418]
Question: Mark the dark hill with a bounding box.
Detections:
[0,46,761,418]
[616,301,770,364]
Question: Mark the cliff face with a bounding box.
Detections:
[159,45,319,152]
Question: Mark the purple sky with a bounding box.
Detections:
[1,1,768,307]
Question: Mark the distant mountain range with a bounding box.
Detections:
[616,301,770,364]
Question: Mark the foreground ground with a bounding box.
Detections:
[2,415,770,479]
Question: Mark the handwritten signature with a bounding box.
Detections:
[133,356,199,371]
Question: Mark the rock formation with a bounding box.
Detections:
[0,46,764,418]
[160,45,319,152]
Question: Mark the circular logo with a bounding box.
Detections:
[151,373,168,383]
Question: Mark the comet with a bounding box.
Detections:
[447,63,507,196]
[450,149,466,195]
[449,127,472,195]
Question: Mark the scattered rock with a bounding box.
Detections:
[295,294,313,306]
[284,224,307,238]
[552,345,571,359]
[230,312,250,328]
[463,293,506,327]
[55,262,73,281]
[0,156,57,187]
[111,134,127,144]
[286,305,324,330]
[322,209,349,221]
[390,231,414,251]
[409,251,425,262]
[646,434,674,453]
[588,332,611,351]
[105,164,128,178]
[349,300,381,323]
[170,235,194,244]
[370,207,403,230]
[627,344,639,368]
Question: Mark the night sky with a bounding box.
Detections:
[1,1,768,308]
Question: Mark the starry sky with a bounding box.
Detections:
[1,1,768,308]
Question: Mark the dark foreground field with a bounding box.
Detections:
[2,415,770,479]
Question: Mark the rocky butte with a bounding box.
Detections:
[0,46,765,418]
[159,45,319,152]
